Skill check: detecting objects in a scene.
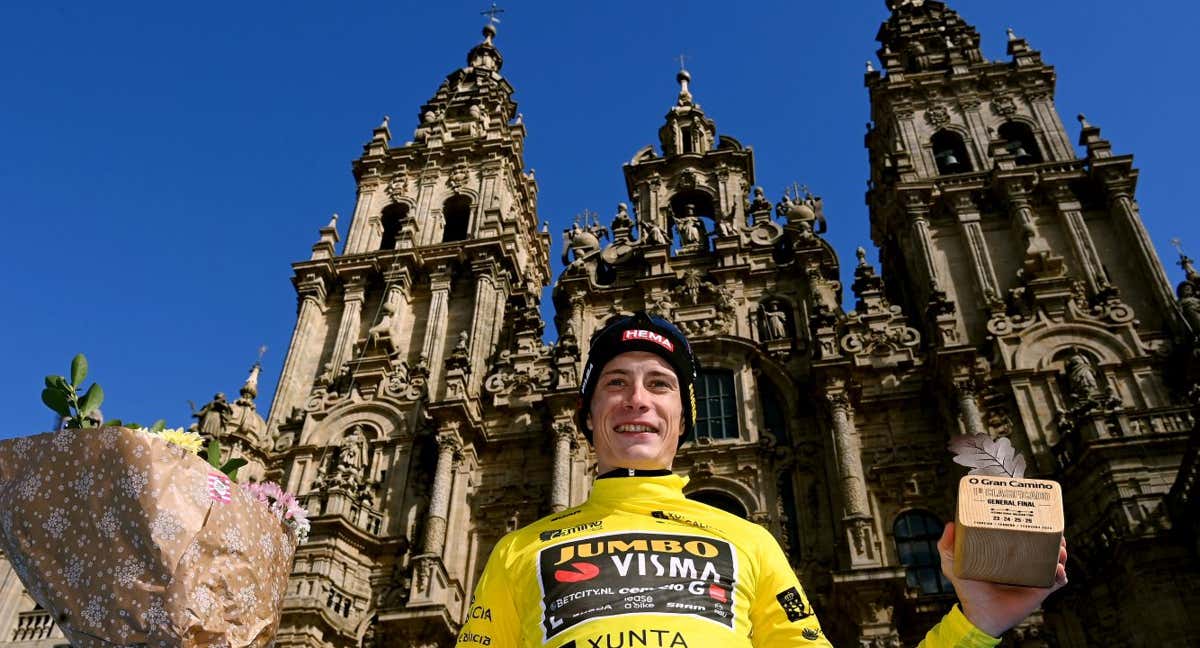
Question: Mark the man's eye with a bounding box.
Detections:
[604,377,626,387]
[649,379,674,390]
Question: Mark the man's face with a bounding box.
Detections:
[587,351,684,473]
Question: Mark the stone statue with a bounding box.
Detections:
[561,222,601,266]
[1064,349,1100,400]
[638,213,668,246]
[760,302,789,341]
[675,205,707,247]
[856,246,869,268]
[1178,281,1200,335]
[748,186,772,214]
[453,330,469,354]
[194,393,232,438]
[334,426,367,485]
[612,203,634,230]
[367,301,396,345]
[714,206,739,238]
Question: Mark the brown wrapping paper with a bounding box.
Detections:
[0,427,296,647]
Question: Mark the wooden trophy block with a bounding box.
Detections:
[954,475,1064,587]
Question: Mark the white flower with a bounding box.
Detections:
[71,471,96,497]
[82,596,105,626]
[114,557,142,588]
[222,527,247,553]
[64,557,85,587]
[98,509,120,538]
[43,510,69,538]
[17,472,43,500]
[150,511,184,544]
[120,469,149,498]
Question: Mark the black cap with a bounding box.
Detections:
[577,312,698,446]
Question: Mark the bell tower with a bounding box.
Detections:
[265,16,553,647]
[865,1,1200,645]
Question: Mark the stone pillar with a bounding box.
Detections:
[468,258,504,392]
[421,265,454,391]
[902,194,940,294]
[379,265,412,342]
[1108,186,1176,315]
[421,428,462,556]
[327,275,366,379]
[827,390,879,567]
[1050,184,1108,294]
[956,380,987,438]
[950,193,1001,304]
[344,183,379,255]
[550,422,575,513]
[1004,184,1052,261]
[267,278,327,428]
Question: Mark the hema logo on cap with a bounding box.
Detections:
[621,329,675,352]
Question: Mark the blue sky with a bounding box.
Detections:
[3,1,1197,437]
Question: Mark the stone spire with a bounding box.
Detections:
[875,0,984,73]
[658,64,716,157]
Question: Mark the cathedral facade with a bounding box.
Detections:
[3,1,1199,646]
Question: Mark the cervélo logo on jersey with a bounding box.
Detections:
[537,530,738,641]
[621,329,675,352]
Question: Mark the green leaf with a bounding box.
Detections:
[206,439,222,469]
[220,457,248,477]
[104,419,123,427]
[41,388,71,418]
[150,419,166,433]
[78,383,104,418]
[70,354,88,388]
[126,422,142,429]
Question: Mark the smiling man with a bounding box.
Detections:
[457,312,1066,647]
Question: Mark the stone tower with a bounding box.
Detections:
[262,19,556,646]
[865,0,1200,644]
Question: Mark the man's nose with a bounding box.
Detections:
[623,382,651,409]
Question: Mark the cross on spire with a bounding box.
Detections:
[678,53,689,71]
[481,2,504,26]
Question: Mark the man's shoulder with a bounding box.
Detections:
[500,504,601,545]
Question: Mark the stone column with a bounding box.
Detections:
[344,183,379,255]
[379,265,413,342]
[267,279,327,427]
[421,265,453,391]
[1108,186,1176,315]
[827,390,879,567]
[1050,184,1108,294]
[956,380,987,438]
[326,275,366,380]
[550,422,575,513]
[950,193,1001,303]
[1003,183,1053,261]
[421,428,462,556]
[828,393,868,520]
[468,258,503,392]
[902,194,941,294]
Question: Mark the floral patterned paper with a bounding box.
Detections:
[0,427,296,647]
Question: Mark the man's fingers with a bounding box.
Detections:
[938,522,955,553]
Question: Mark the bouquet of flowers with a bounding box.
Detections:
[0,355,307,647]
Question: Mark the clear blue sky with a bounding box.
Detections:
[3,1,1197,437]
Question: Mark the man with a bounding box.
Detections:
[458,312,1067,647]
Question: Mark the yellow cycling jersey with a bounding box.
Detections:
[457,474,999,648]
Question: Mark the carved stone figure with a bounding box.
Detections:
[760,302,789,341]
[675,205,706,247]
[1178,282,1200,336]
[714,206,738,238]
[612,203,633,230]
[638,213,668,246]
[1065,349,1100,400]
[367,301,396,345]
[748,186,772,214]
[194,392,232,438]
[561,223,600,266]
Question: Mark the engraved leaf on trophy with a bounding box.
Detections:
[948,433,1026,478]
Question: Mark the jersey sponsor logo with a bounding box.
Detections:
[540,520,604,541]
[776,586,813,622]
[621,329,675,352]
[560,628,690,647]
[651,510,713,531]
[555,562,601,583]
[457,630,492,645]
[537,531,738,640]
[468,603,493,620]
[802,627,822,640]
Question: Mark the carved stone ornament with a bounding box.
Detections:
[386,170,409,201]
[924,105,951,128]
[991,95,1018,117]
[383,361,427,401]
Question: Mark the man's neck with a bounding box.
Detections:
[596,467,674,479]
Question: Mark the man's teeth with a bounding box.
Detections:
[616,424,655,433]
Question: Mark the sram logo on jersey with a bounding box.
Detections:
[621,329,675,351]
[537,531,738,641]
[540,520,603,542]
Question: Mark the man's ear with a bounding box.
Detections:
[585,413,593,431]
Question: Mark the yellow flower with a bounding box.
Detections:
[157,428,204,454]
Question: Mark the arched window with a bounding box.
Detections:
[998,121,1043,165]
[379,204,408,250]
[894,511,953,595]
[695,369,738,441]
[686,489,747,518]
[759,379,790,445]
[931,130,972,175]
[442,195,472,242]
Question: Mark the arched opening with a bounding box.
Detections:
[686,489,748,518]
[894,510,953,595]
[930,130,972,175]
[380,203,408,250]
[669,189,715,252]
[998,121,1043,165]
[695,369,738,441]
[680,126,695,154]
[758,378,791,445]
[442,195,472,243]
